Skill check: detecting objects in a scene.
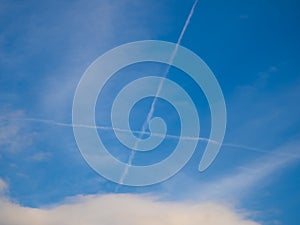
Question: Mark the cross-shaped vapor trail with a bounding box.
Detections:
[117,0,200,187]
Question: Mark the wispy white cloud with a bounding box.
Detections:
[0,110,32,153]
[174,141,300,202]
[0,178,8,194]
[162,141,300,205]
[227,72,300,149]
[35,0,169,120]
[1,0,170,121]
[26,152,52,162]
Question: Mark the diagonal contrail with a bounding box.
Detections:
[117,0,199,187]
[142,0,199,133]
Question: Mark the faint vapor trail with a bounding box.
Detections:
[24,118,216,144]
[22,118,300,159]
[143,0,199,133]
[118,0,199,187]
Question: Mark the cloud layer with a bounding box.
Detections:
[0,189,260,225]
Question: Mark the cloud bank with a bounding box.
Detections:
[0,184,260,225]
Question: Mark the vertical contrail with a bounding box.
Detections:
[117,0,199,187]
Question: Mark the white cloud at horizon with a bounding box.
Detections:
[0,185,260,225]
[1,141,298,225]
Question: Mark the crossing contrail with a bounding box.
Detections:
[22,118,300,159]
[23,118,216,143]
[118,0,200,187]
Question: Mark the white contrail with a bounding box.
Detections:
[118,0,200,187]
[23,118,215,143]
[21,118,300,159]
[142,0,199,133]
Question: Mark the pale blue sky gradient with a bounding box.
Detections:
[0,0,299,224]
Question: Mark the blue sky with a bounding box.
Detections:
[0,0,299,224]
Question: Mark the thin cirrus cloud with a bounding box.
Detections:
[0,0,168,120]
[35,0,168,120]
[0,110,33,153]
[196,141,300,202]
[159,139,300,203]
[1,0,299,224]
